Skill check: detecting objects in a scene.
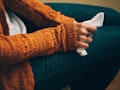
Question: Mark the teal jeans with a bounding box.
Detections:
[30,26,120,90]
[22,3,120,90]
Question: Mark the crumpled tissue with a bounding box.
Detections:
[76,12,104,56]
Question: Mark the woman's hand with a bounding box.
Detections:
[74,21,97,49]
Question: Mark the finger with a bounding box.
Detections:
[87,37,92,43]
[76,27,88,35]
[81,23,97,32]
[75,22,97,33]
[79,35,92,43]
[76,41,89,49]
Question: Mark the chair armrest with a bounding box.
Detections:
[46,3,120,26]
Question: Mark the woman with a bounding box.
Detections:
[0,0,120,90]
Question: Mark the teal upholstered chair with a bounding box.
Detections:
[28,3,120,90]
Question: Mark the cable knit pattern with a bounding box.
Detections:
[0,0,76,90]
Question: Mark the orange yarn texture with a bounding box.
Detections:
[0,0,76,90]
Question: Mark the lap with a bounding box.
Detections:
[30,26,120,90]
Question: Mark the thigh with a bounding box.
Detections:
[86,26,120,61]
[71,58,120,90]
[30,26,120,90]
[81,26,120,69]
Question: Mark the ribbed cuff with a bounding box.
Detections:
[61,16,76,51]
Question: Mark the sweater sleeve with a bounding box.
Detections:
[0,24,76,65]
[4,0,74,28]
[4,0,76,51]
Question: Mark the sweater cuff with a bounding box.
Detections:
[60,16,76,51]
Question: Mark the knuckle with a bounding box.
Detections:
[81,28,88,35]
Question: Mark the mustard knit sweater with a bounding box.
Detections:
[0,0,76,90]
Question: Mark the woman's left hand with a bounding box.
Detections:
[74,21,97,49]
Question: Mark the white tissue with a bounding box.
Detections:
[76,12,104,56]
